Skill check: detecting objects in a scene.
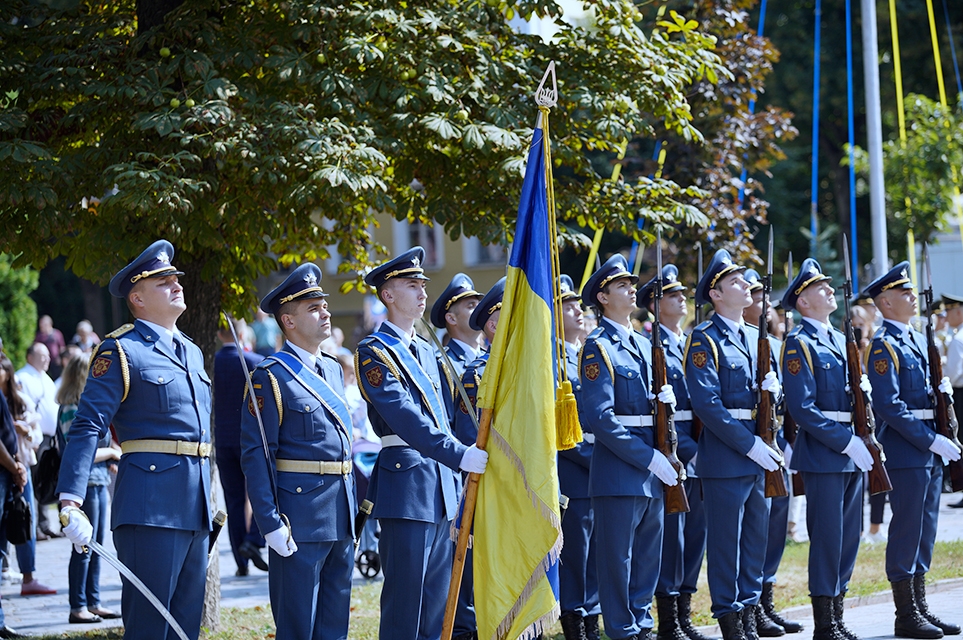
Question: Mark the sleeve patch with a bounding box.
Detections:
[691,350,707,369]
[91,356,112,378]
[365,366,384,388]
[248,395,264,417]
[584,362,601,381]
[786,358,802,375]
[873,359,888,375]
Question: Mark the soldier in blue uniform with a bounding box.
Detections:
[684,250,783,640]
[638,266,709,640]
[431,273,483,380]
[742,270,802,637]
[556,274,602,640]
[240,263,357,640]
[579,255,677,640]
[355,247,489,640]
[451,277,505,640]
[780,259,874,640]
[58,240,212,640]
[863,263,961,639]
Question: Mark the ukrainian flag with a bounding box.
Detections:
[474,113,562,640]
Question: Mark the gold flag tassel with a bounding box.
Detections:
[540,103,583,451]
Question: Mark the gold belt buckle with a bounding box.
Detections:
[341,460,351,475]
[198,442,211,458]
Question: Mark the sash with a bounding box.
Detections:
[267,352,353,442]
[366,332,448,434]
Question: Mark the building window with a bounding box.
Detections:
[393,219,444,269]
[462,237,507,267]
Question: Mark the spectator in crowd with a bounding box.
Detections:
[58,353,122,623]
[15,343,62,540]
[54,344,83,392]
[0,354,56,595]
[71,321,100,354]
[250,309,282,356]
[0,368,30,638]
[35,316,67,380]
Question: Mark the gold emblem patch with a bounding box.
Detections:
[248,395,264,417]
[692,351,707,369]
[787,358,802,375]
[91,356,112,378]
[874,359,888,375]
[584,362,601,381]
[365,367,383,388]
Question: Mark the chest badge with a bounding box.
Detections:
[584,362,600,381]
[873,359,888,375]
[787,358,801,376]
[365,367,384,388]
[691,351,707,369]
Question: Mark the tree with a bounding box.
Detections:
[0,254,39,370]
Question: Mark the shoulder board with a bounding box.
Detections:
[106,323,135,339]
[179,331,195,344]
[695,320,713,332]
[786,325,804,338]
[318,350,339,362]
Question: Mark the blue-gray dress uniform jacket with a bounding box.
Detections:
[56,320,212,640]
[240,345,356,640]
[356,324,468,640]
[866,321,942,581]
[782,321,862,598]
[685,315,775,617]
[579,319,663,639]
[558,341,600,619]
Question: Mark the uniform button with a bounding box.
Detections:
[158,376,164,383]
[149,465,156,471]
[201,430,206,435]
[395,463,401,469]
[304,404,310,411]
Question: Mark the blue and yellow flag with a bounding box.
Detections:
[474,110,562,640]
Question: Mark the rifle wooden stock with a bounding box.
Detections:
[652,344,690,514]
[756,336,788,498]
[926,336,963,492]
[782,411,805,496]
[846,341,892,495]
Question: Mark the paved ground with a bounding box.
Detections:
[2,490,961,637]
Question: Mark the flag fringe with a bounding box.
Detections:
[489,427,563,534]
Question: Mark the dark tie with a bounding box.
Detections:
[409,342,419,364]
[173,337,187,367]
[737,327,750,353]
[315,362,325,379]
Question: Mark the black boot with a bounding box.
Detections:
[755,604,786,637]
[452,633,478,640]
[833,593,859,640]
[657,596,689,640]
[812,596,844,640]
[762,583,803,633]
[892,578,943,639]
[719,612,747,640]
[560,612,588,640]
[584,614,601,640]
[678,593,714,640]
[742,605,760,640]
[914,575,961,635]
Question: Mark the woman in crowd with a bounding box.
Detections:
[56,353,121,624]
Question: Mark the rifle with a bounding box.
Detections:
[691,243,706,443]
[841,238,892,494]
[783,254,805,497]
[922,245,963,491]
[756,228,789,498]
[652,229,690,514]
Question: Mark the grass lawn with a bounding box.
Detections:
[37,540,963,640]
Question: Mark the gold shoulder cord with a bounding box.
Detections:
[115,341,130,402]
[266,370,283,424]
[882,340,900,374]
[440,355,455,400]
[370,345,402,380]
[796,339,814,373]
[354,351,371,404]
[597,343,615,380]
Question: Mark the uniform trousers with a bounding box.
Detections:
[702,475,769,618]
[114,525,207,640]
[657,477,706,597]
[378,518,453,640]
[268,539,353,640]
[886,465,941,581]
[593,495,664,639]
[801,471,862,597]
[453,536,475,635]
[559,496,600,616]
[763,477,789,584]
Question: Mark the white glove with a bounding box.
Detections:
[59,507,93,553]
[747,436,783,471]
[929,434,962,463]
[783,443,793,469]
[761,370,781,397]
[842,435,874,472]
[460,444,489,474]
[859,374,873,395]
[647,450,679,486]
[939,376,954,398]
[265,525,298,557]
[657,384,677,409]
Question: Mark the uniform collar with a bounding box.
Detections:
[450,338,478,361]
[285,340,319,370]
[801,316,831,338]
[137,319,182,351]
[884,319,911,340]
[715,313,746,336]
[601,316,632,343]
[660,324,683,348]
[564,341,580,360]
[381,320,414,348]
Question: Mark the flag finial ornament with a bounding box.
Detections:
[534,61,558,108]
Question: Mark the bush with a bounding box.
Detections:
[0,254,39,369]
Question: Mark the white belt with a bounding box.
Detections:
[380,435,410,448]
[728,408,754,420]
[581,433,596,444]
[823,411,853,423]
[911,409,935,420]
[615,415,654,427]
[276,459,352,475]
[674,410,693,422]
